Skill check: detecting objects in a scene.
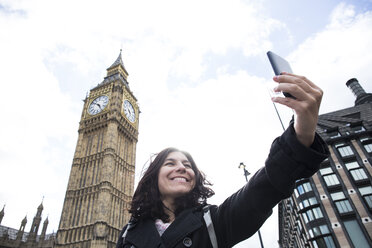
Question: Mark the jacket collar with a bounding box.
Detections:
[161,208,203,247]
[125,218,162,247]
[125,208,203,248]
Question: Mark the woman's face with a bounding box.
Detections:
[158,151,196,203]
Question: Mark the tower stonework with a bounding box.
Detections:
[56,52,139,248]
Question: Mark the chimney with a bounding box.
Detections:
[346,78,372,106]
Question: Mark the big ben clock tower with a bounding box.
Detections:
[56,51,139,248]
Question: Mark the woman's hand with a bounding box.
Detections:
[272,72,323,147]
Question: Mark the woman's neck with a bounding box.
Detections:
[162,200,176,223]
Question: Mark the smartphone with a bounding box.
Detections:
[267,51,294,98]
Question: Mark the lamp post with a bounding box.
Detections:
[238,162,264,248]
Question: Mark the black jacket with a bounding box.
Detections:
[116,125,329,248]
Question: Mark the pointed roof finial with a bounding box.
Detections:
[22,215,27,224]
[38,196,44,210]
[108,50,125,69]
[106,50,129,80]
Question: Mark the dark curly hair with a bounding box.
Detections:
[129,147,214,222]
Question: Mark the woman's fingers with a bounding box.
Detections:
[271,73,324,147]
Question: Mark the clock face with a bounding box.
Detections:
[123,99,136,123]
[88,95,109,115]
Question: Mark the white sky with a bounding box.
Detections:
[1,0,372,247]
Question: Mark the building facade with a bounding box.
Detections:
[0,203,56,248]
[55,52,139,248]
[278,78,372,248]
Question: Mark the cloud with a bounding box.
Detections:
[289,3,372,114]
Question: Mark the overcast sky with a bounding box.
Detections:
[1,0,372,247]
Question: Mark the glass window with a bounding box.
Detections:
[297,185,304,195]
[320,167,333,175]
[302,207,323,223]
[313,227,321,236]
[312,207,324,219]
[319,225,330,235]
[312,236,336,248]
[324,236,337,248]
[294,188,299,198]
[296,182,312,196]
[336,144,354,157]
[343,219,370,248]
[323,174,340,187]
[345,161,359,170]
[303,182,312,192]
[302,212,309,223]
[309,197,318,205]
[331,191,353,214]
[359,186,372,195]
[350,168,368,181]
[351,125,365,133]
[364,143,372,153]
[299,197,318,210]
[303,199,309,208]
[307,209,314,221]
[309,229,314,238]
[335,200,353,214]
[312,240,318,248]
[361,137,372,153]
[328,130,341,138]
[330,191,346,201]
[364,195,372,209]
[358,186,372,209]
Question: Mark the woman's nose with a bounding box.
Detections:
[175,162,186,171]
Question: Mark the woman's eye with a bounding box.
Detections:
[184,163,192,168]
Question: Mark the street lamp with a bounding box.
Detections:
[238,162,264,248]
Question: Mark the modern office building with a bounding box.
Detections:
[278,78,372,248]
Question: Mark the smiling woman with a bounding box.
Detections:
[116,74,330,248]
[128,148,214,224]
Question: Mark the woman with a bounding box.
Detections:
[116,73,329,248]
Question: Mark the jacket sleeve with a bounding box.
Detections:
[210,124,329,247]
